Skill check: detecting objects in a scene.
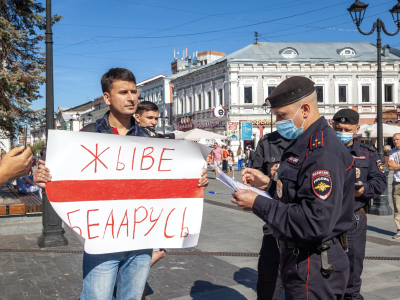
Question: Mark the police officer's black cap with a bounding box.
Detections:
[333,109,359,125]
[266,76,316,109]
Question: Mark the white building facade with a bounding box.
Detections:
[171,42,400,153]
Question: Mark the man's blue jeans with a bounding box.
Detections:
[80,249,152,300]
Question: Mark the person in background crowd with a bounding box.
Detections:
[251,129,291,300]
[227,151,235,179]
[212,142,223,178]
[389,133,400,239]
[237,146,244,171]
[333,109,387,300]
[134,101,159,130]
[247,145,255,168]
[0,146,32,187]
[222,145,228,172]
[33,68,209,300]
[233,76,354,299]
[206,151,212,165]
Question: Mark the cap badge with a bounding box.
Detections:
[341,118,345,122]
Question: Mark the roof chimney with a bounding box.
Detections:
[383,44,390,57]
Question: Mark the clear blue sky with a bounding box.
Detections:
[32,0,400,111]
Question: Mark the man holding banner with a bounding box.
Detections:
[34,68,209,300]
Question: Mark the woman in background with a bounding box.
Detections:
[237,146,244,171]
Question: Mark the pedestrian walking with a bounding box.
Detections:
[232,76,354,300]
[388,133,400,239]
[251,130,291,300]
[237,146,244,171]
[333,109,387,300]
[222,145,228,172]
[227,151,235,179]
[211,142,223,178]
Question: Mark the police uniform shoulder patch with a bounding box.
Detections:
[277,180,283,198]
[377,160,385,173]
[309,131,324,151]
[311,170,332,200]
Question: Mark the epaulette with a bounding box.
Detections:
[309,131,324,150]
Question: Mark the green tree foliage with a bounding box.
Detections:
[0,0,62,141]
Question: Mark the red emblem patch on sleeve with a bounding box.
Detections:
[311,170,332,200]
[377,160,385,173]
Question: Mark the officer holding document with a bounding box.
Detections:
[332,109,387,300]
[232,76,355,299]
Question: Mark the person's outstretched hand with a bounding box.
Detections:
[241,168,271,191]
[198,168,209,188]
[33,160,52,188]
[0,146,33,186]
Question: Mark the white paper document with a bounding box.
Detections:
[45,130,209,254]
[210,164,271,198]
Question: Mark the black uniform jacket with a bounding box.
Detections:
[252,131,292,235]
[252,131,292,177]
[350,140,387,211]
[252,117,355,243]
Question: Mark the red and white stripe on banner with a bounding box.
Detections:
[45,130,209,254]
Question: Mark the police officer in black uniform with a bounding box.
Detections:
[232,76,354,300]
[252,131,291,300]
[332,109,387,300]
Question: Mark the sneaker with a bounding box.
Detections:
[232,176,235,179]
[393,233,400,239]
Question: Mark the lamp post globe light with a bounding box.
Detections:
[347,0,400,215]
[262,101,273,132]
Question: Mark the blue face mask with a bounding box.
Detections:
[335,131,355,145]
[275,105,305,140]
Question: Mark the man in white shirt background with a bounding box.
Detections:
[388,133,400,239]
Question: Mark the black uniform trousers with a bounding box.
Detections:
[280,242,350,300]
[257,234,283,300]
[345,209,367,297]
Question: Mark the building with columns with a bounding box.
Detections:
[171,42,400,153]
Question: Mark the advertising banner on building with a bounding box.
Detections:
[241,122,253,140]
[45,130,209,254]
[227,122,239,140]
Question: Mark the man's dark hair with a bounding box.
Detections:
[101,68,136,93]
[135,101,159,116]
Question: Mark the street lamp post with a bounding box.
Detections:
[347,0,400,215]
[261,101,273,132]
[37,0,68,248]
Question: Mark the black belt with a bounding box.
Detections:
[277,238,336,249]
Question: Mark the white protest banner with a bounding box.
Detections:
[45,130,209,254]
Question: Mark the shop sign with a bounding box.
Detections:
[177,117,193,131]
[213,105,225,118]
[241,122,253,140]
[227,122,239,141]
[361,106,372,113]
[251,119,275,125]
[195,121,222,129]
[177,123,193,130]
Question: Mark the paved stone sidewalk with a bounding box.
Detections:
[0,167,398,299]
